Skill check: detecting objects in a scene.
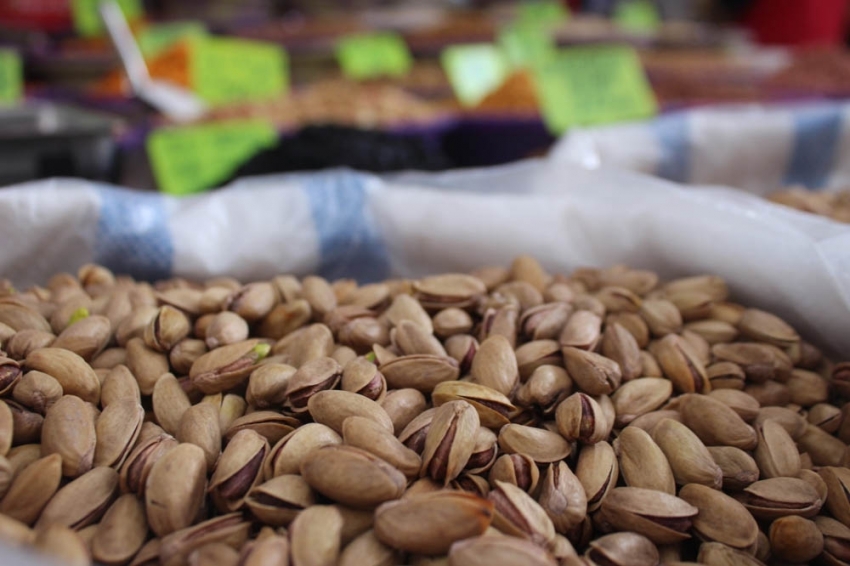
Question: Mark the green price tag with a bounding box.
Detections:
[0,50,23,106]
[517,1,570,30]
[336,32,413,81]
[72,0,144,37]
[535,45,657,135]
[441,44,510,108]
[614,0,662,33]
[147,120,278,195]
[191,38,288,107]
[138,21,206,58]
[499,23,556,70]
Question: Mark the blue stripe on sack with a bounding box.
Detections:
[651,112,691,183]
[303,171,391,283]
[94,187,173,281]
[784,105,844,189]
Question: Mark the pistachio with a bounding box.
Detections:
[562,347,620,395]
[445,335,478,375]
[301,276,339,318]
[611,378,672,427]
[33,524,90,566]
[706,389,760,422]
[285,356,342,412]
[555,392,609,444]
[786,368,829,407]
[41,394,96,478]
[600,323,642,381]
[712,342,786,383]
[343,415,422,478]
[393,319,446,357]
[0,358,21,399]
[651,418,722,489]
[37,466,118,530]
[26,347,100,403]
[209,429,269,512]
[488,453,539,493]
[798,423,850,467]
[11,370,61,414]
[375,491,493,555]
[146,443,208,536]
[125,337,170,396]
[652,335,709,394]
[537,461,587,534]
[241,534,290,566]
[0,453,62,525]
[639,299,683,337]
[339,529,399,566]
[559,311,602,351]
[226,282,277,322]
[820,467,850,527]
[420,400,480,484]
[190,339,268,395]
[94,397,144,469]
[479,304,519,348]
[258,300,312,340]
[380,388,427,435]
[380,354,460,393]
[245,474,315,526]
[753,419,801,478]
[575,441,618,512]
[222,412,295,446]
[743,476,822,519]
[737,308,799,347]
[521,303,570,341]
[498,423,570,464]
[683,319,739,344]
[515,340,562,381]
[769,516,823,564]
[470,335,519,397]
[754,406,807,440]
[150,373,191,437]
[696,542,765,566]
[0,400,10,456]
[488,482,555,548]
[816,516,850,566]
[264,423,342,478]
[383,294,433,334]
[177,403,221,472]
[614,426,675,494]
[449,534,557,566]
[301,445,406,509]
[189,543,240,566]
[204,311,249,349]
[679,483,758,550]
[678,393,757,449]
[159,514,250,566]
[142,305,189,353]
[585,532,659,566]
[91,493,148,566]
[432,381,516,429]
[706,446,760,491]
[119,431,178,497]
[341,357,386,402]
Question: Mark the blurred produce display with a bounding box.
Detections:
[2,0,850,194]
[768,188,850,224]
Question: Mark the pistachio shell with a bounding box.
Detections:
[375,491,493,555]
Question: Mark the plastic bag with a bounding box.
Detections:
[550,101,850,195]
[1,159,849,358]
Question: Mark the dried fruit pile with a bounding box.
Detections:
[0,257,847,566]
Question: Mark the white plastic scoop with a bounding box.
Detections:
[99,0,207,123]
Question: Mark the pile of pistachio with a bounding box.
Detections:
[0,258,848,566]
[767,187,850,223]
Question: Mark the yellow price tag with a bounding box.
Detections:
[191,38,288,107]
[147,121,278,195]
[535,45,657,134]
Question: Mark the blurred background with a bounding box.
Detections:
[1,0,849,195]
